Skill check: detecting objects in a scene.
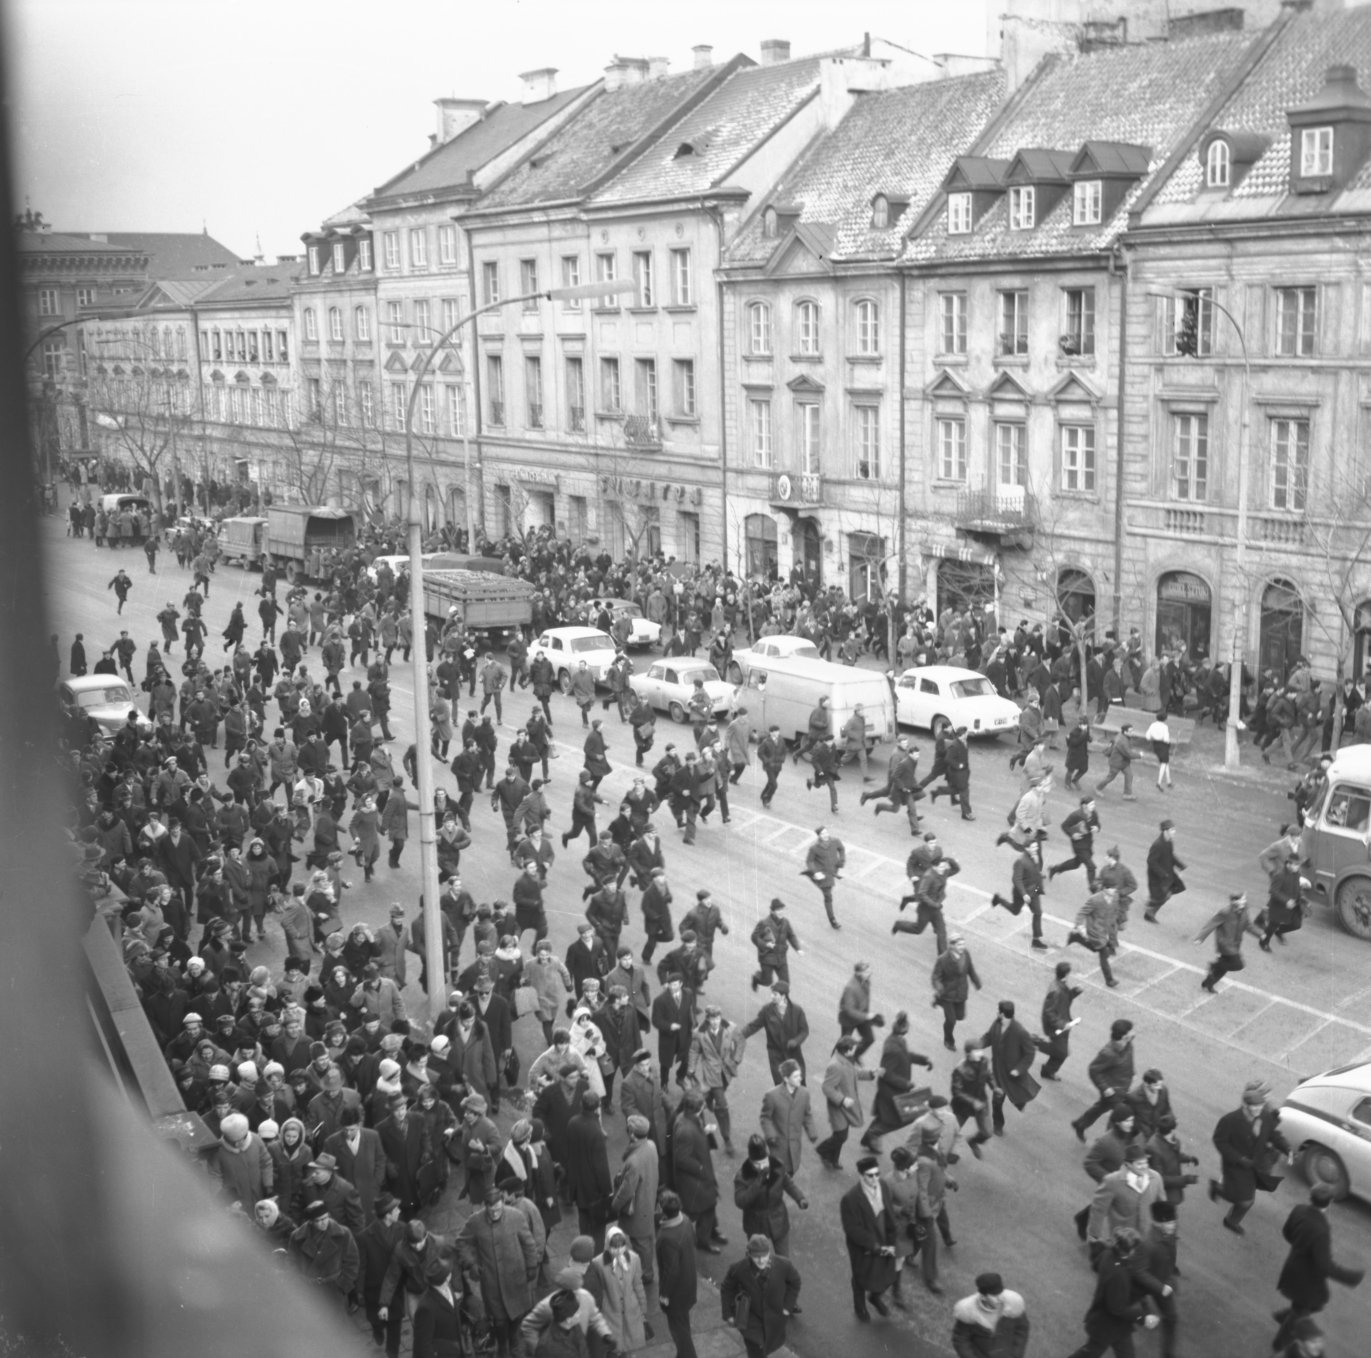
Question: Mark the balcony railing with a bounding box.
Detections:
[771,471,823,506]
[954,484,1037,534]
[623,413,661,448]
[1129,499,1318,550]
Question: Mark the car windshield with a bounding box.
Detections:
[783,641,820,658]
[679,666,721,685]
[76,685,132,707]
[606,601,643,617]
[898,676,921,690]
[571,634,614,653]
[950,677,994,699]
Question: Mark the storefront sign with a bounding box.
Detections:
[515,468,559,486]
[601,475,703,505]
[1158,573,1210,603]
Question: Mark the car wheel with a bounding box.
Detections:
[932,714,952,739]
[557,669,572,695]
[1300,1142,1351,1200]
[727,662,742,684]
[1334,874,1371,940]
[668,701,687,724]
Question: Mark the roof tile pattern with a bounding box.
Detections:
[591,59,825,204]
[373,88,593,201]
[724,70,1006,267]
[64,231,243,275]
[477,69,715,210]
[904,31,1250,262]
[1151,6,1371,207]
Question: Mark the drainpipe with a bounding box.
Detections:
[896,270,908,657]
[1111,243,1128,637]
[464,222,485,545]
[708,206,729,572]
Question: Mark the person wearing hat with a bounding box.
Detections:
[907,1126,957,1297]
[837,961,886,1060]
[669,1088,726,1252]
[687,1004,744,1156]
[654,1189,699,1358]
[322,1103,386,1221]
[930,724,975,820]
[287,1199,360,1304]
[1142,820,1185,923]
[840,1153,900,1321]
[1272,1182,1364,1349]
[356,1192,405,1354]
[1209,1079,1291,1234]
[208,1111,274,1209]
[1195,892,1262,993]
[861,736,922,831]
[376,1091,435,1219]
[951,1271,1029,1357]
[609,1115,660,1289]
[734,1132,808,1263]
[1278,1317,1327,1358]
[1094,721,1136,800]
[802,825,846,930]
[1085,1142,1163,1266]
[639,867,675,966]
[741,979,811,1086]
[457,1188,540,1357]
[761,1059,818,1176]
[749,898,802,992]
[303,1150,366,1234]
[815,1034,875,1171]
[720,1232,802,1357]
[651,972,695,1088]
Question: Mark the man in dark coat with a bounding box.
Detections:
[740,982,809,1086]
[979,1000,1040,1134]
[651,972,695,1087]
[669,1088,725,1251]
[1039,961,1082,1080]
[1142,820,1186,922]
[1209,1079,1290,1234]
[656,1189,699,1358]
[564,1090,614,1249]
[376,1091,435,1219]
[721,1234,801,1358]
[409,1257,468,1358]
[839,1156,900,1322]
[859,1012,932,1153]
[1272,1184,1364,1348]
[1066,1228,1145,1358]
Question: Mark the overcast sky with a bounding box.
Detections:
[6,0,991,260]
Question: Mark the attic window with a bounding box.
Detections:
[1300,127,1334,177]
[872,195,889,229]
[674,137,708,159]
[1008,185,1035,230]
[764,207,778,238]
[1203,140,1230,188]
[947,192,972,235]
[1072,180,1101,225]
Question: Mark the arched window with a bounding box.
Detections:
[354,306,371,341]
[1056,567,1096,628]
[763,207,778,238]
[328,306,343,341]
[871,195,889,229]
[854,299,879,355]
[1259,578,1304,681]
[303,308,318,342]
[1206,139,1230,188]
[747,301,771,355]
[795,300,820,356]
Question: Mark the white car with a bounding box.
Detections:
[528,626,619,692]
[630,660,734,723]
[895,665,1020,739]
[726,634,821,683]
[589,597,661,650]
[58,676,153,735]
[1279,1060,1371,1201]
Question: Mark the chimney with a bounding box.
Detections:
[647,55,670,79]
[760,39,791,66]
[433,97,487,146]
[519,67,558,103]
[692,44,713,70]
[605,55,649,90]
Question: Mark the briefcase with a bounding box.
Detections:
[894,1086,931,1125]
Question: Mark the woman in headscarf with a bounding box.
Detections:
[568,1007,608,1099]
[584,1226,647,1353]
[268,1115,312,1220]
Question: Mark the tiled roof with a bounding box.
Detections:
[371,88,593,201]
[1008,148,1075,182]
[474,67,718,211]
[197,264,301,305]
[590,58,826,204]
[904,30,1251,262]
[723,70,1006,267]
[65,232,244,276]
[1149,6,1371,210]
[1075,141,1152,176]
[16,231,141,256]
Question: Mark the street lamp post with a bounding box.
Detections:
[403,277,635,1018]
[1152,289,1250,769]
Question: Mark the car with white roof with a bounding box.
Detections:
[58,675,153,735]
[894,664,1020,739]
[629,659,734,723]
[726,634,821,683]
[589,597,661,650]
[1278,1060,1371,1201]
[527,626,619,692]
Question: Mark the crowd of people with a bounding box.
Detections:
[55,497,1363,1358]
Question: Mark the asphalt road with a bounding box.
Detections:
[44,513,1371,1357]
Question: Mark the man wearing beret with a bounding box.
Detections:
[289,1199,360,1305]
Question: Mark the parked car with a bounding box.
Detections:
[726,635,821,683]
[894,665,1020,739]
[1279,1060,1371,1201]
[630,660,734,723]
[58,676,152,735]
[527,626,619,692]
[589,597,661,650]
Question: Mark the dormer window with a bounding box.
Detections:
[1072,180,1102,226]
[1206,140,1230,188]
[947,192,972,234]
[1301,127,1334,177]
[307,245,321,276]
[331,242,346,273]
[764,208,778,238]
[1009,186,1035,230]
[872,195,889,229]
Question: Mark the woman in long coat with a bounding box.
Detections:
[569,1007,608,1099]
[584,1226,647,1352]
[348,792,382,883]
[269,1116,312,1219]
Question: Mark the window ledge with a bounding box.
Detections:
[993,354,1030,368]
[935,353,969,366]
[932,479,968,488]
[1055,354,1096,369]
[627,307,658,315]
[789,353,823,363]
[595,410,625,422]
[1055,491,1100,503]
[848,353,882,364]
[664,305,697,315]
[664,414,700,426]
[592,306,621,315]
[743,352,774,362]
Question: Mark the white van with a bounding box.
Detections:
[737,656,895,750]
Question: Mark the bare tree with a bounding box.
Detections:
[86,368,194,512]
[278,374,389,508]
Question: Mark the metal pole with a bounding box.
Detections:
[1225,316,1251,770]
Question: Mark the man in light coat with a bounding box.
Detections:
[457,1188,540,1358]
[687,1003,744,1154]
[1086,1144,1164,1267]
[611,1114,660,1286]
[816,1034,875,1171]
[759,1059,818,1176]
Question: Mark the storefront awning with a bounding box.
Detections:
[919,541,998,567]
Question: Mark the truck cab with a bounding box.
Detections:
[1300,745,1371,940]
